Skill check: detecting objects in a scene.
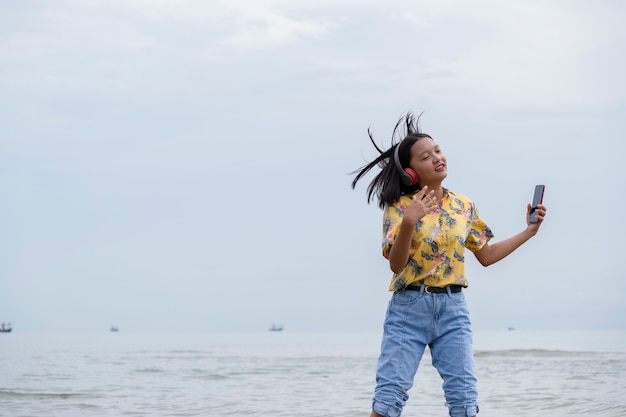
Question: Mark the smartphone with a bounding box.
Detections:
[529,185,545,223]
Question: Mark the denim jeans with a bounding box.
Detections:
[372,287,479,417]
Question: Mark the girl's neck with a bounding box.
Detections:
[421,183,445,203]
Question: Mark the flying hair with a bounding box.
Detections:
[351,111,431,208]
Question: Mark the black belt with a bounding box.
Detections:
[405,284,464,294]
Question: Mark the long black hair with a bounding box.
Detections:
[351,112,432,208]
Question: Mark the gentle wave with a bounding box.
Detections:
[474,348,626,358]
[0,389,90,400]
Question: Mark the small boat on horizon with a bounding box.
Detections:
[110,326,119,332]
[0,322,12,333]
[268,325,284,332]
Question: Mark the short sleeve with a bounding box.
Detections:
[381,202,405,259]
[464,202,494,252]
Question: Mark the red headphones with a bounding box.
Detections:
[393,144,419,186]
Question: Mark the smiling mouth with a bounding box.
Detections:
[435,163,446,172]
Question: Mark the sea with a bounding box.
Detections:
[1,330,625,417]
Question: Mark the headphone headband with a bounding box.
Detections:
[393,143,418,186]
[393,144,404,174]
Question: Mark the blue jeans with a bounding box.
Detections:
[372,287,479,417]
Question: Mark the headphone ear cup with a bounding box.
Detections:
[404,168,419,185]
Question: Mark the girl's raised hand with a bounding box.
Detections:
[403,186,438,225]
[526,203,547,234]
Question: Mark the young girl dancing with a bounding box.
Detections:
[351,112,547,417]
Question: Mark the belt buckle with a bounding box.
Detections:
[424,285,432,294]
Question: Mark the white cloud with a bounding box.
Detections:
[217,2,337,48]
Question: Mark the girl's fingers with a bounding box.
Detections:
[413,186,427,201]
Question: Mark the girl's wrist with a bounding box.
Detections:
[401,217,417,228]
[524,227,537,238]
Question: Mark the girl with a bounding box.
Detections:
[351,112,547,417]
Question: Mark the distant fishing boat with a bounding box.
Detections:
[268,325,284,332]
[110,326,119,332]
[0,322,12,333]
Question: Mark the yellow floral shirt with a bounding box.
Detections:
[382,189,493,292]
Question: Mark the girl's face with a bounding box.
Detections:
[409,138,447,185]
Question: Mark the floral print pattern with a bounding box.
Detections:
[382,189,493,291]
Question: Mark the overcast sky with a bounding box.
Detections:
[1,0,625,334]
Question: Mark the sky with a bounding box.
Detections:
[1,0,625,334]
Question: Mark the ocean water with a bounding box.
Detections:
[0,330,625,417]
